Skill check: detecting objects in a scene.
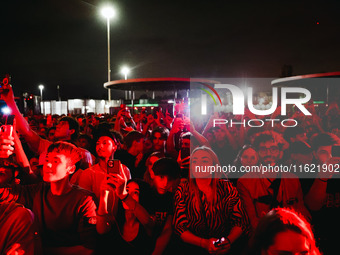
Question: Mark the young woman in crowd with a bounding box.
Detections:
[97,177,154,254]
[96,160,155,254]
[173,146,249,255]
[230,144,259,184]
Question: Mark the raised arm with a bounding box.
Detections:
[0,86,42,152]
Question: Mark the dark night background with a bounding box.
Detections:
[1,0,340,100]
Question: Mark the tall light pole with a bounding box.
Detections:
[39,84,44,115]
[101,5,116,102]
[39,84,44,100]
[57,85,61,101]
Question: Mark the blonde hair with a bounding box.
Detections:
[189,146,221,210]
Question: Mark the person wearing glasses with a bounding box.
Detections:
[237,131,310,233]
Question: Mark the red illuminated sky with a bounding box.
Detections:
[1,0,340,100]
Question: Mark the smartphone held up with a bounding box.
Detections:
[107,159,121,175]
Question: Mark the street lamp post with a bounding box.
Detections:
[121,66,130,100]
[39,84,44,114]
[57,85,61,101]
[101,6,116,102]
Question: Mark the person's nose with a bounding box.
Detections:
[46,162,52,168]
[162,177,169,187]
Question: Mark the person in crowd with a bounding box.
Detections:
[237,131,311,232]
[166,114,186,159]
[141,113,163,137]
[114,107,137,134]
[173,146,249,255]
[76,133,96,164]
[76,129,131,203]
[115,130,146,179]
[0,86,93,170]
[0,201,37,255]
[150,126,169,155]
[0,141,98,254]
[247,207,321,255]
[0,127,39,254]
[201,112,239,167]
[283,126,308,145]
[46,126,56,141]
[76,134,93,152]
[144,157,181,254]
[143,152,165,184]
[230,145,259,184]
[96,165,154,254]
[301,132,340,254]
[284,141,313,166]
[233,145,259,169]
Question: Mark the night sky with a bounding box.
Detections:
[1,0,340,100]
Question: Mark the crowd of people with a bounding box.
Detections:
[0,85,339,255]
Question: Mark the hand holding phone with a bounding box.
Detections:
[107,159,121,175]
[0,115,15,158]
[213,237,230,248]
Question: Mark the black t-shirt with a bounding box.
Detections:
[147,190,174,238]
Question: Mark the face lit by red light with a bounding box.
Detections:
[265,230,310,255]
[54,121,72,139]
[123,181,140,210]
[43,152,73,182]
[96,136,117,159]
[240,147,258,167]
[152,132,165,151]
[0,167,14,186]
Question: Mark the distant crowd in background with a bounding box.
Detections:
[1,85,340,254]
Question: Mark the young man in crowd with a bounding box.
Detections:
[146,157,181,255]
[0,141,98,254]
[237,131,311,232]
[115,130,145,179]
[77,129,131,201]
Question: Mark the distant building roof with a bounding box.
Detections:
[104,77,220,91]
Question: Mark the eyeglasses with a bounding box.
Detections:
[258,146,279,154]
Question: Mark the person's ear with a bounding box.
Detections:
[69,129,75,136]
[67,165,76,175]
